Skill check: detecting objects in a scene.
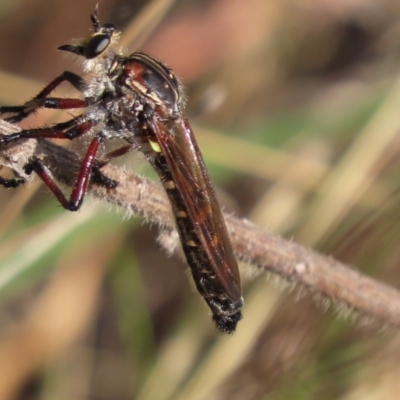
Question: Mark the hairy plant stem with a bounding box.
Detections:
[2,119,400,328]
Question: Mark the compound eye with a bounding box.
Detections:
[84,34,111,59]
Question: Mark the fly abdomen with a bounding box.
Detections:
[151,150,242,334]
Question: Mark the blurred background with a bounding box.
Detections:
[1,0,400,399]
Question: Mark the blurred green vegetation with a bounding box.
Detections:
[1,0,400,399]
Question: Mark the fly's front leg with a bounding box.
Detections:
[0,175,25,188]
[0,71,91,123]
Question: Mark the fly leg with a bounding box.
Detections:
[0,71,91,123]
[91,141,139,188]
[0,116,109,210]
[24,133,106,211]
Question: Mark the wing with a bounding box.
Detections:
[150,115,242,302]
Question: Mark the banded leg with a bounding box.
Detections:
[0,175,25,188]
[90,142,139,189]
[0,117,114,198]
[0,71,90,123]
[0,116,96,145]
[97,142,139,168]
[25,134,105,211]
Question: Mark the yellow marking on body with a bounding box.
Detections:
[163,180,176,190]
[149,139,162,153]
[187,240,197,247]
[176,210,188,218]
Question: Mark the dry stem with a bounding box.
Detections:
[2,119,400,328]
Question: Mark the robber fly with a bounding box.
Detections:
[0,8,243,333]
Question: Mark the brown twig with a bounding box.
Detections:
[2,119,400,328]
